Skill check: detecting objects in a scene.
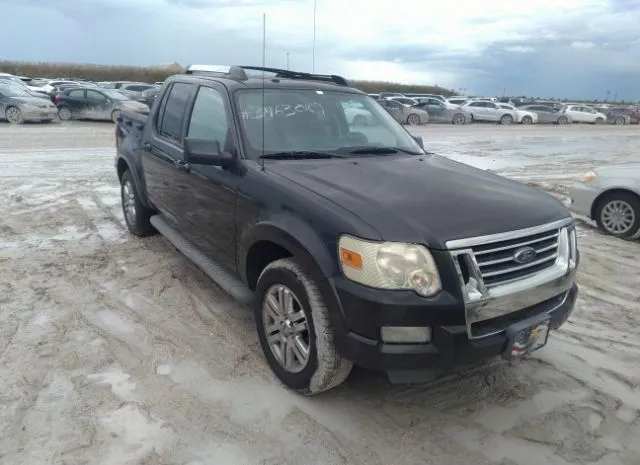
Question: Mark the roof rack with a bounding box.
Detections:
[239,66,349,86]
[184,64,349,86]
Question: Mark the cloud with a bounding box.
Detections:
[0,0,639,100]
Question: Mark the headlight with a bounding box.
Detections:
[338,235,442,296]
[580,170,597,183]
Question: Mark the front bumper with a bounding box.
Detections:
[568,182,600,218]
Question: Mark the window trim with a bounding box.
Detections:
[184,84,232,145]
[155,81,195,144]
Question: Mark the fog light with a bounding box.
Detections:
[381,326,432,343]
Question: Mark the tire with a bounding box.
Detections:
[595,117,604,125]
[500,114,513,125]
[594,192,640,239]
[521,115,533,125]
[615,117,625,126]
[353,114,367,126]
[557,116,569,125]
[407,113,420,125]
[5,106,24,124]
[120,170,155,237]
[452,113,465,125]
[58,106,72,121]
[255,258,353,395]
[111,110,121,124]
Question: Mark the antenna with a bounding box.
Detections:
[312,0,317,72]
[260,13,266,170]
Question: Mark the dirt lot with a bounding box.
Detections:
[1,122,639,465]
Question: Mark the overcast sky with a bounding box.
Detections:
[2,0,640,100]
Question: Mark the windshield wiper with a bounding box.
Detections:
[259,151,345,160]
[341,146,422,155]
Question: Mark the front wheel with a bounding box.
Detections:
[595,193,640,239]
[500,114,513,125]
[595,117,604,125]
[407,113,421,125]
[255,258,353,395]
[120,170,155,237]
[58,106,72,121]
[5,107,24,124]
[557,116,569,125]
[452,113,465,125]
[521,115,533,125]
[615,117,625,125]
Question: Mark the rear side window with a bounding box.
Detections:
[69,90,85,98]
[159,82,194,141]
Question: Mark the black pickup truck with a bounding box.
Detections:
[115,65,579,394]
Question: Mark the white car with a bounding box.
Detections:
[462,100,519,124]
[561,105,607,124]
[415,96,460,109]
[497,103,538,124]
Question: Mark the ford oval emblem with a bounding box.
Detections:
[513,247,537,264]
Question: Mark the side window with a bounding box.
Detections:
[187,86,230,148]
[159,82,194,142]
[86,90,106,102]
[69,90,85,98]
[469,102,482,108]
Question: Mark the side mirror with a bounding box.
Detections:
[184,137,234,167]
[413,136,424,149]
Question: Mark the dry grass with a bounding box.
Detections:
[0,60,455,95]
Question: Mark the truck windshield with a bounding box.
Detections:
[235,89,424,159]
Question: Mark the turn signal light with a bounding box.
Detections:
[339,247,363,269]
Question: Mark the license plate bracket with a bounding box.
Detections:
[503,314,551,361]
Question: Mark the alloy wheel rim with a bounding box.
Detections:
[59,108,71,120]
[122,181,137,225]
[601,200,635,234]
[262,284,310,373]
[6,108,21,123]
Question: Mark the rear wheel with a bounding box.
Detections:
[452,113,465,125]
[557,116,569,125]
[595,117,604,125]
[255,258,353,395]
[615,117,625,125]
[407,113,420,125]
[5,107,24,124]
[120,170,155,237]
[500,114,513,125]
[58,106,72,121]
[594,192,640,239]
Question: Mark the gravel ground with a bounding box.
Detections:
[1,121,639,465]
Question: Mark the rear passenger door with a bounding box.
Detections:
[142,81,196,230]
[63,89,87,115]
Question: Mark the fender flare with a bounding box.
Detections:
[238,215,338,284]
[115,153,151,208]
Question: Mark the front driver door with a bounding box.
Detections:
[179,84,239,269]
[424,103,446,122]
[85,89,111,120]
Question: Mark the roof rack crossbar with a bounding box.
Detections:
[184,65,248,81]
[238,66,349,86]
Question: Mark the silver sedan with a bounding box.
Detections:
[377,99,429,125]
[569,164,640,239]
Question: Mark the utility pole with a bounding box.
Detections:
[312,0,317,72]
[613,90,618,102]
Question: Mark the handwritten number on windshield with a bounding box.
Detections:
[241,103,325,120]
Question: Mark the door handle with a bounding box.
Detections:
[143,142,151,150]
[174,160,191,172]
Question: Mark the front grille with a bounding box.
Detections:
[470,228,560,287]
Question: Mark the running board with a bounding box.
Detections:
[150,215,254,305]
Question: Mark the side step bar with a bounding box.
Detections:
[150,215,254,305]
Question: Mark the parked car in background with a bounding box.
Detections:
[560,105,607,124]
[377,99,429,125]
[413,101,469,124]
[569,165,640,239]
[135,87,160,108]
[415,96,460,109]
[55,87,149,122]
[117,83,158,99]
[462,100,518,124]
[447,97,468,106]
[342,99,375,126]
[386,96,419,106]
[36,80,85,94]
[0,74,52,99]
[97,81,135,89]
[497,103,538,124]
[0,84,58,123]
[519,105,572,124]
[603,107,639,125]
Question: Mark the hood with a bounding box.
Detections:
[266,154,570,248]
[120,100,150,112]
[594,163,640,175]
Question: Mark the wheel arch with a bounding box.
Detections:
[116,154,152,208]
[591,188,640,219]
